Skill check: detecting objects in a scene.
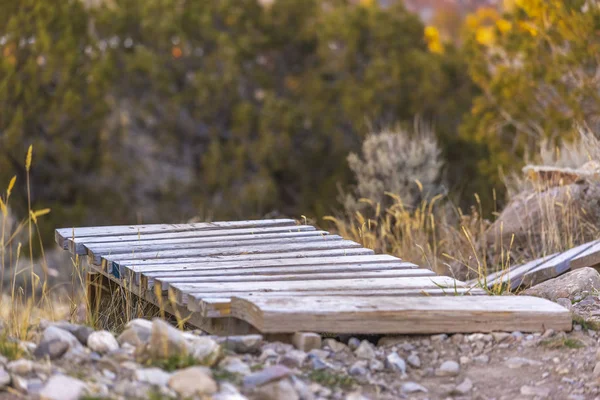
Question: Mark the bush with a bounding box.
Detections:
[343,122,444,215]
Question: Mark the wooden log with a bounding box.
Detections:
[471,254,558,291]
[230,295,572,334]
[68,225,317,255]
[55,219,298,249]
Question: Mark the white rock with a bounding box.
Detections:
[7,359,33,375]
[135,368,172,387]
[520,385,550,397]
[39,375,87,400]
[87,331,119,354]
[437,360,460,377]
[219,356,251,375]
[593,361,600,376]
[453,378,473,395]
[354,340,375,359]
[505,357,542,369]
[385,352,406,374]
[0,368,10,388]
[149,319,188,359]
[401,381,428,394]
[188,336,220,366]
[213,382,249,400]
[407,354,421,368]
[253,378,299,400]
[168,366,217,398]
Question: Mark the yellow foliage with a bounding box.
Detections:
[518,21,538,36]
[424,26,444,54]
[496,19,512,34]
[476,26,496,46]
[359,0,375,7]
[25,145,32,172]
[7,176,16,197]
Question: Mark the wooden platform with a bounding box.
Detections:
[56,219,572,334]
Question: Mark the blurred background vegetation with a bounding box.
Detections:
[1,0,599,250]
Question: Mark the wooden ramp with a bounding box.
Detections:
[55,219,572,334]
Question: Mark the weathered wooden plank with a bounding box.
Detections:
[55,219,297,249]
[97,239,364,266]
[192,287,488,317]
[230,295,572,334]
[108,248,376,279]
[470,253,558,291]
[569,241,600,270]
[173,276,464,303]
[85,232,335,260]
[521,240,600,287]
[139,261,418,287]
[126,255,407,283]
[68,225,317,254]
[153,269,437,291]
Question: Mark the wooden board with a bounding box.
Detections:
[56,219,298,249]
[172,276,464,304]
[69,225,318,255]
[96,239,364,266]
[151,269,436,291]
[471,253,558,291]
[230,295,572,333]
[191,288,488,317]
[569,241,600,270]
[109,248,376,279]
[139,261,419,287]
[521,240,600,287]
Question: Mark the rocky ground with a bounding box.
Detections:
[0,316,599,400]
[1,268,600,400]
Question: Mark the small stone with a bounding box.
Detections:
[369,359,384,372]
[385,352,406,374]
[512,331,524,340]
[293,332,321,352]
[148,319,188,359]
[349,361,368,376]
[87,331,119,354]
[218,335,263,354]
[451,334,464,344]
[407,354,421,368]
[505,357,542,369]
[453,378,473,395]
[436,360,460,377]
[473,354,490,364]
[346,391,370,400]
[39,326,82,352]
[117,328,143,347]
[431,334,448,342]
[593,361,600,376]
[491,332,511,343]
[7,359,33,375]
[308,349,329,359]
[401,382,428,394]
[348,337,361,351]
[323,338,347,353]
[0,368,10,388]
[243,365,291,389]
[596,348,600,361]
[542,329,555,339]
[280,350,307,368]
[188,336,220,366]
[168,366,217,398]
[308,354,331,370]
[253,378,299,400]
[39,375,87,400]
[135,368,172,386]
[259,348,279,363]
[213,382,248,400]
[520,385,550,397]
[220,356,251,376]
[354,340,375,359]
[33,339,69,360]
[73,326,94,346]
[459,356,470,365]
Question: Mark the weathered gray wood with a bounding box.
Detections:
[192,287,488,317]
[173,276,464,303]
[108,248,376,279]
[470,253,558,291]
[139,261,418,287]
[521,240,600,287]
[68,225,317,255]
[55,219,297,249]
[231,295,572,334]
[86,232,336,261]
[569,241,600,270]
[126,255,407,283]
[153,269,437,291]
[97,239,365,266]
